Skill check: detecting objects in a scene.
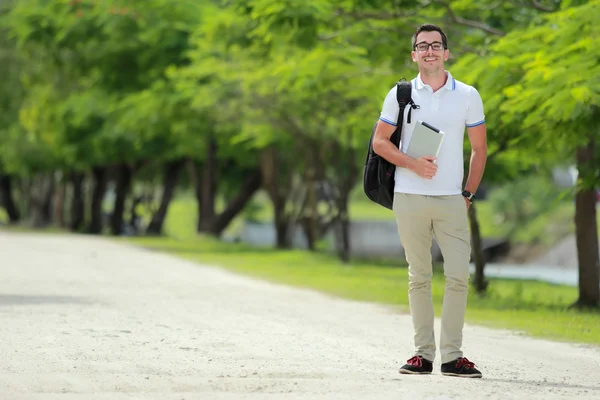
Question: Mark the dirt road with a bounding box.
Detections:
[1,232,599,399]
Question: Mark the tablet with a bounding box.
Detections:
[405,120,445,159]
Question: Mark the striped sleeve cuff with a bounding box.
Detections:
[466,119,485,128]
[379,117,397,126]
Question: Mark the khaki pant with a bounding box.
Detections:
[392,192,471,364]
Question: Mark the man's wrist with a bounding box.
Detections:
[462,189,475,202]
[403,156,417,171]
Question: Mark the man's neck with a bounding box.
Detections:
[420,70,448,92]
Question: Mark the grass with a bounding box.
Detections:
[123,234,600,346]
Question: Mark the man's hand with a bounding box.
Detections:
[464,196,471,210]
[410,156,438,179]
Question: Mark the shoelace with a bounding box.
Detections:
[456,357,476,369]
[406,356,423,367]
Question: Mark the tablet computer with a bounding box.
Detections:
[405,120,445,159]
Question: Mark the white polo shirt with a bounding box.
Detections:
[379,71,485,196]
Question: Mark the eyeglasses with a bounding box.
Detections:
[414,41,445,52]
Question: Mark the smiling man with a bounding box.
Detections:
[371,24,487,378]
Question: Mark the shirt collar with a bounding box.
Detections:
[414,71,456,91]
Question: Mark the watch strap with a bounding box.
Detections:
[462,190,475,201]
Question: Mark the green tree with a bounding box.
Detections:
[5,0,209,233]
[456,0,600,307]
[0,1,25,223]
[435,0,580,294]
[177,0,416,255]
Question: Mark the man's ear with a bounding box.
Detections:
[411,51,417,62]
[444,49,450,61]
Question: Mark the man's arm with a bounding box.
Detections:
[372,121,415,169]
[464,123,487,194]
[372,121,438,179]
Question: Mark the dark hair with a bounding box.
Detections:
[412,24,448,49]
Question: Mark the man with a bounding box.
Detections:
[372,24,487,378]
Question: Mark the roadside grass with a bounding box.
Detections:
[124,234,600,346]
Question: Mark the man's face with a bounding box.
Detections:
[411,31,449,74]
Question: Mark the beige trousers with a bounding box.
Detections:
[392,192,471,364]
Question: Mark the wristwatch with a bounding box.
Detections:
[462,190,475,202]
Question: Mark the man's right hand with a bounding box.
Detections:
[410,156,438,179]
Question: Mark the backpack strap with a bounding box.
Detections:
[396,78,419,125]
[388,78,418,148]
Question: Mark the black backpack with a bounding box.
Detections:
[363,78,416,210]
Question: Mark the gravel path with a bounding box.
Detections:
[1,232,599,399]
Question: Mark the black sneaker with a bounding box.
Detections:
[441,357,482,378]
[399,355,433,375]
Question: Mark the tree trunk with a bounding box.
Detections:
[332,141,358,263]
[274,210,291,249]
[469,203,488,294]
[336,200,351,263]
[196,138,217,233]
[88,167,108,234]
[20,177,32,221]
[572,139,600,309]
[0,174,21,223]
[29,174,53,228]
[110,164,133,236]
[191,157,262,237]
[41,175,55,225]
[53,173,66,228]
[146,159,185,236]
[210,169,262,236]
[129,196,143,234]
[260,147,293,249]
[70,172,86,232]
[303,169,319,251]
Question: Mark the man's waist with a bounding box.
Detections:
[394,188,462,196]
[394,171,462,195]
